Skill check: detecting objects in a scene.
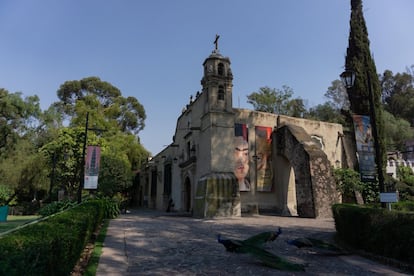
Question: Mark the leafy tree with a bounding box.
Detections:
[286,98,306,118]
[55,76,146,135]
[106,132,148,171]
[36,77,150,202]
[40,126,107,200]
[344,0,383,118]
[380,68,414,125]
[98,153,132,198]
[40,125,148,201]
[96,132,147,197]
[396,166,414,201]
[325,79,350,111]
[0,89,45,207]
[306,102,346,124]
[247,86,304,117]
[304,80,350,125]
[0,89,41,155]
[382,111,413,151]
[0,139,49,205]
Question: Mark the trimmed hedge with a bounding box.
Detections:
[0,199,118,276]
[332,204,414,264]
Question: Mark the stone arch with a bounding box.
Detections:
[273,124,339,218]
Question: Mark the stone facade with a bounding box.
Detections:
[138,46,345,218]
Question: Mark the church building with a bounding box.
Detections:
[139,38,345,218]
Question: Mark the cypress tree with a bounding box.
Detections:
[344,0,386,191]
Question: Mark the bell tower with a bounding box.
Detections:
[201,35,233,113]
[194,35,241,218]
[198,35,235,173]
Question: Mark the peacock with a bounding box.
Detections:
[217,234,244,252]
[217,227,281,252]
[217,228,305,271]
[243,227,282,246]
[287,237,349,256]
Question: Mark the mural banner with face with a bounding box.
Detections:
[234,123,250,191]
[255,126,273,191]
[352,115,376,182]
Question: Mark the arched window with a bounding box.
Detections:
[218,63,224,75]
[311,135,324,150]
[218,86,225,100]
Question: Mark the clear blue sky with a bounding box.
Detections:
[1,0,413,155]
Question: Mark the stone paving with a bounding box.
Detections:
[96,209,411,275]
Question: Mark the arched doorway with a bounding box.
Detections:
[184,177,191,212]
[274,154,298,216]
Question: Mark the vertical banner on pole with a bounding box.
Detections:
[255,126,273,191]
[352,115,376,182]
[84,146,101,189]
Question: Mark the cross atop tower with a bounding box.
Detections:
[213,34,220,51]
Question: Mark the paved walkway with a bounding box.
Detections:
[96,209,411,275]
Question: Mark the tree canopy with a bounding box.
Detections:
[0,77,149,207]
[380,67,414,125]
[56,76,146,135]
[0,89,41,155]
[247,86,305,117]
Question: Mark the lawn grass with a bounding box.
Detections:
[83,219,110,276]
[0,215,40,233]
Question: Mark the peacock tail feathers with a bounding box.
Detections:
[217,229,305,271]
[306,237,342,251]
[287,237,349,255]
[240,243,305,271]
[243,227,282,247]
[286,237,314,248]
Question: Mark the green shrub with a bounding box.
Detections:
[94,196,120,219]
[391,200,414,212]
[0,199,115,276]
[0,185,15,206]
[332,204,414,264]
[396,166,414,201]
[38,200,78,217]
[333,168,379,203]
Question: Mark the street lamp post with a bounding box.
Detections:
[78,112,89,204]
[77,112,106,203]
[340,69,386,202]
[48,152,57,202]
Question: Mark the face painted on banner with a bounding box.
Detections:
[234,136,250,191]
